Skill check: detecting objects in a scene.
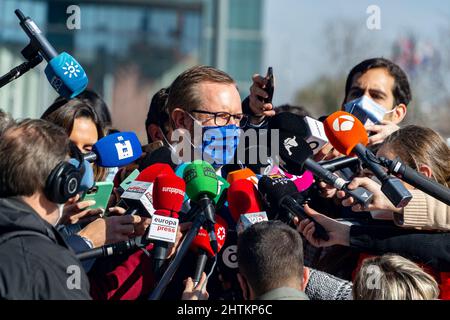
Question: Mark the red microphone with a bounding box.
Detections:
[120,163,175,216]
[150,173,186,275]
[323,111,412,208]
[227,179,268,233]
[152,174,186,219]
[190,215,228,285]
[227,179,263,222]
[137,163,174,182]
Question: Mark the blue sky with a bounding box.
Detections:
[263,0,450,105]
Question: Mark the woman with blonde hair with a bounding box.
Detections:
[353,254,440,300]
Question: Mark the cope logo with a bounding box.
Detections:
[332,115,355,132]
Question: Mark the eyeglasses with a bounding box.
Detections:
[191,110,249,127]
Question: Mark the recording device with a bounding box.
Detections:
[81,181,114,212]
[14,9,88,98]
[323,111,412,208]
[83,132,143,168]
[379,157,450,206]
[261,67,274,104]
[258,175,330,240]
[269,112,374,207]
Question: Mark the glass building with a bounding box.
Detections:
[0,0,263,141]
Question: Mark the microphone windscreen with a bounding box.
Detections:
[227,179,263,222]
[137,163,174,183]
[152,174,186,218]
[92,132,143,167]
[226,168,257,185]
[138,146,177,172]
[44,52,88,98]
[258,175,297,209]
[183,160,218,201]
[68,158,94,191]
[323,111,368,156]
[278,131,313,175]
[190,215,228,257]
[268,112,309,138]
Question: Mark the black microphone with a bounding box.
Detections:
[319,156,361,172]
[76,238,138,261]
[258,175,330,240]
[269,114,373,207]
[379,157,450,206]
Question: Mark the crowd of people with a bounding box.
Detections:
[0,57,449,300]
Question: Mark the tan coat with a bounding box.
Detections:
[393,189,450,231]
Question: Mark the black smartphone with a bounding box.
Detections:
[262,67,274,104]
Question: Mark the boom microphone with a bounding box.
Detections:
[15,9,88,98]
[379,157,450,206]
[323,111,412,208]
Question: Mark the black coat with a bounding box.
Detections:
[0,197,91,299]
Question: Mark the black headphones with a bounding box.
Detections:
[44,142,85,204]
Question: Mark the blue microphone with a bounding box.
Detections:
[86,132,143,168]
[68,158,95,192]
[15,9,88,98]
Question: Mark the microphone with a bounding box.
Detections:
[269,113,329,155]
[120,164,174,216]
[226,168,259,186]
[269,113,374,207]
[227,179,268,234]
[323,111,412,208]
[15,9,88,98]
[258,175,330,240]
[183,161,219,254]
[319,156,361,172]
[190,215,228,286]
[148,174,186,274]
[76,238,138,261]
[379,157,450,206]
[270,166,314,192]
[84,132,143,168]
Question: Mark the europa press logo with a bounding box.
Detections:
[332,115,355,132]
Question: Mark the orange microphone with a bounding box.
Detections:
[323,111,412,208]
[323,111,368,156]
[226,167,258,186]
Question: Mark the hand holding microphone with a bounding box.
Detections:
[337,177,402,213]
[295,204,350,248]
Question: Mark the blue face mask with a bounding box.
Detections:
[344,95,396,126]
[200,124,241,167]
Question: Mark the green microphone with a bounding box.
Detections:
[183,160,219,253]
